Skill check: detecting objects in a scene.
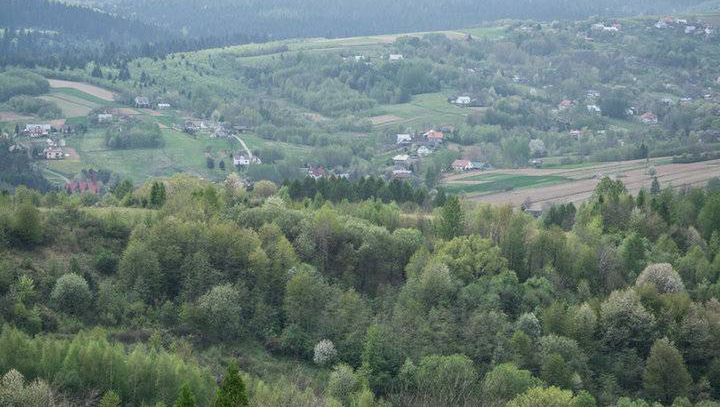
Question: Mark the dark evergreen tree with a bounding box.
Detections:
[214,363,249,407]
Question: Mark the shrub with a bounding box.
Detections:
[50,273,92,316]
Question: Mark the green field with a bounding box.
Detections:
[444,173,570,194]
[49,127,236,182]
[370,92,470,128]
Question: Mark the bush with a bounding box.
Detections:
[50,273,92,316]
[193,284,245,341]
[326,364,361,404]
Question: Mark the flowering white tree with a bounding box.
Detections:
[313,339,337,366]
[529,139,546,157]
[636,263,685,293]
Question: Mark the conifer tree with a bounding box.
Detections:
[438,195,463,239]
[214,362,248,407]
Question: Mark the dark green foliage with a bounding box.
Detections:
[104,120,164,149]
[0,70,48,102]
[0,139,50,192]
[543,203,576,231]
[286,176,428,206]
[438,196,463,239]
[50,273,92,316]
[214,363,248,407]
[11,202,43,247]
[4,96,62,119]
[643,338,692,404]
[149,181,167,208]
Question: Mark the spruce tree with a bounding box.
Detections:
[174,384,197,407]
[438,195,463,240]
[214,362,248,407]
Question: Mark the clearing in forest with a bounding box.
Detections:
[47,79,116,102]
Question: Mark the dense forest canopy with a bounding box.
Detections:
[2,174,720,406]
[66,0,707,38]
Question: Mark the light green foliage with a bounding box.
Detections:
[282,267,332,356]
[174,384,196,407]
[118,241,162,303]
[0,327,215,406]
[193,284,245,341]
[11,202,42,246]
[327,364,361,404]
[435,235,509,283]
[506,386,577,407]
[0,370,57,407]
[100,390,121,407]
[412,354,478,405]
[50,273,92,316]
[481,363,541,407]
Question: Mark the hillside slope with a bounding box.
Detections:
[65,0,706,38]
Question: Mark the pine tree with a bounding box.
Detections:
[214,362,248,407]
[174,384,197,407]
[643,338,692,404]
[219,160,226,171]
[650,177,661,196]
[438,195,463,240]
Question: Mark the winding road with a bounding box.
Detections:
[231,135,253,158]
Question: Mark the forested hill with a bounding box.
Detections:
[0,0,268,68]
[0,0,166,43]
[67,0,705,38]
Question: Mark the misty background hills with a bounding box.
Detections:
[65,0,710,39]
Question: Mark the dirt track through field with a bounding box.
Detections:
[448,159,720,210]
[47,79,116,101]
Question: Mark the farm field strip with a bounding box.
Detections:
[47,79,116,101]
[462,160,720,210]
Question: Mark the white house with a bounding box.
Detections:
[586,104,602,114]
[396,134,413,145]
[97,113,113,123]
[454,96,472,106]
[389,54,404,61]
[393,154,410,165]
[417,146,432,157]
[233,155,251,167]
[24,124,51,137]
[134,97,151,108]
[44,147,64,160]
